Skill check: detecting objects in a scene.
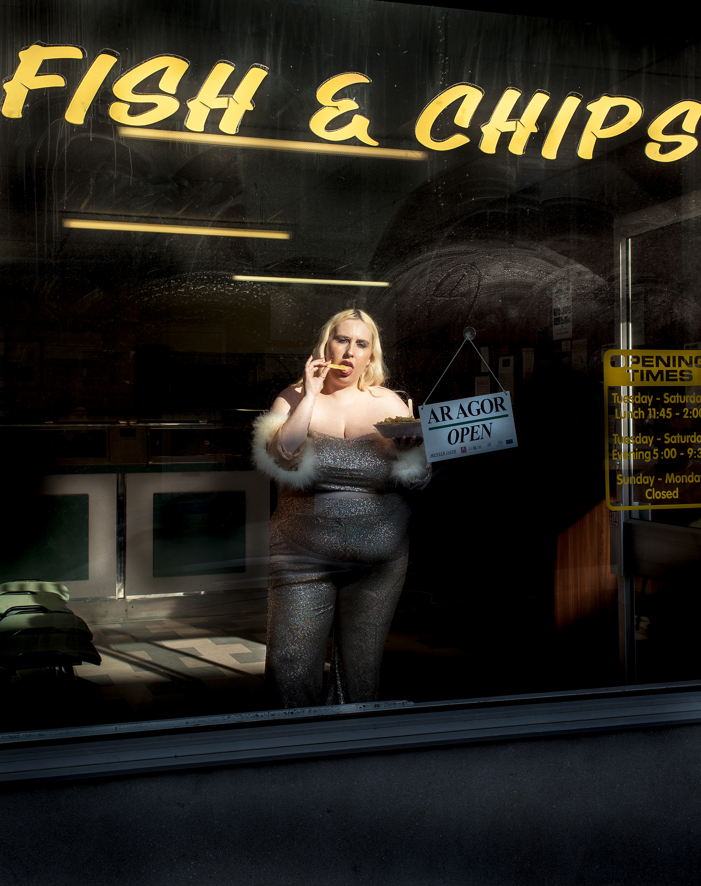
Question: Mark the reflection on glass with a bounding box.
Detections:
[1,0,700,732]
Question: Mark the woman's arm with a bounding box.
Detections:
[376,390,431,488]
[251,409,317,488]
[276,355,328,454]
[380,390,424,449]
[252,354,327,486]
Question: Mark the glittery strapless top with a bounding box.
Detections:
[304,431,397,494]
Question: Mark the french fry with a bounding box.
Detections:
[327,363,349,370]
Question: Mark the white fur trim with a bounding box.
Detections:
[251,412,317,490]
[390,444,432,488]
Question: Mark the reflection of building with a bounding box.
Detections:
[2,2,701,880]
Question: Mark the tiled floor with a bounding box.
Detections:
[2,609,269,732]
[79,613,268,709]
[1,598,479,733]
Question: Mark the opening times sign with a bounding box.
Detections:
[605,349,701,510]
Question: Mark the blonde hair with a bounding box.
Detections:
[298,308,388,391]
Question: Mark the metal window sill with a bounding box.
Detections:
[2,682,701,784]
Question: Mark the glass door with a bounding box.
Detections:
[617,200,701,684]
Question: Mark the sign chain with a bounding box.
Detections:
[423,334,505,406]
[467,338,506,394]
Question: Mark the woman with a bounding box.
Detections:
[252,308,430,708]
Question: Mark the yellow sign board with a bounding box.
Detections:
[605,350,701,510]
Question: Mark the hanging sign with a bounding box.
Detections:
[419,392,518,463]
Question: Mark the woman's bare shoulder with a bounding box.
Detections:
[368,385,406,405]
[271,385,304,415]
[368,386,409,408]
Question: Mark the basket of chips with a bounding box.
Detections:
[374,415,423,439]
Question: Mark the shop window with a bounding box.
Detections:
[0,0,699,742]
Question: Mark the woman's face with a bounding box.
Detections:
[325,319,374,382]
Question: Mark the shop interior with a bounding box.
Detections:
[2,1,701,731]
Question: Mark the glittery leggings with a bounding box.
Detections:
[265,492,410,708]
